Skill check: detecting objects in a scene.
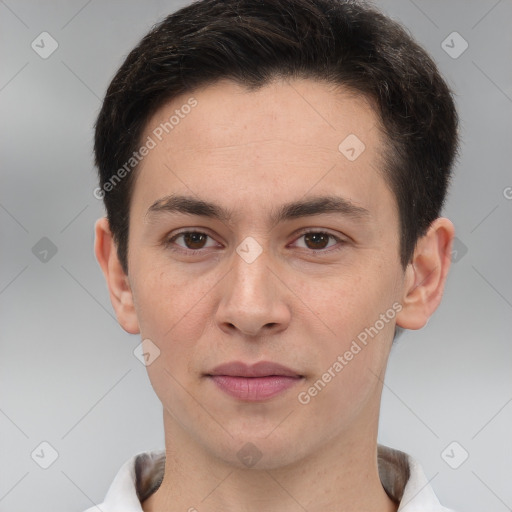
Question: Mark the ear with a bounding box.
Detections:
[396,217,455,330]
[94,217,140,334]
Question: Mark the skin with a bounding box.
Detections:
[95,78,454,512]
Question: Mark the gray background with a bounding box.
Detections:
[1,1,511,511]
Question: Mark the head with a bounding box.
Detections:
[94,0,458,469]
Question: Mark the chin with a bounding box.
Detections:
[202,428,313,471]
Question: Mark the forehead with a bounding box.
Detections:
[145,78,382,157]
[133,78,394,224]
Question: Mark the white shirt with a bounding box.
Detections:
[84,445,456,512]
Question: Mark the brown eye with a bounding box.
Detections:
[182,232,208,249]
[166,231,218,253]
[292,230,343,253]
[303,232,331,250]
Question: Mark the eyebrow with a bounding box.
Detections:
[146,194,370,225]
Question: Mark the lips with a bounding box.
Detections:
[206,360,303,378]
[205,361,304,401]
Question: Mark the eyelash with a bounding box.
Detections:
[163,229,346,256]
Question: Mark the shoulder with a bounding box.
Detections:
[378,444,458,512]
[82,450,165,512]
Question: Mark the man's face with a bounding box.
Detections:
[126,78,406,468]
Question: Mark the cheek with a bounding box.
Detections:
[134,260,199,322]
[295,308,395,433]
[294,261,398,388]
[130,264,216,361]
[295,260,396,339]
[131,266,216,408]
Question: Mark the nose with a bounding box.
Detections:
[215,245,291,337]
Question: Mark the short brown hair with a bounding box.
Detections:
[94,0,459,273]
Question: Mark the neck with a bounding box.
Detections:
[142,410,398,512]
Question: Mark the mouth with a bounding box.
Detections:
[205,361,304,401]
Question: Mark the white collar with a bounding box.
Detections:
[84,445,455,512]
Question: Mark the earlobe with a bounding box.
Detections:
[94,218,140,334]
[396,217,455,330]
